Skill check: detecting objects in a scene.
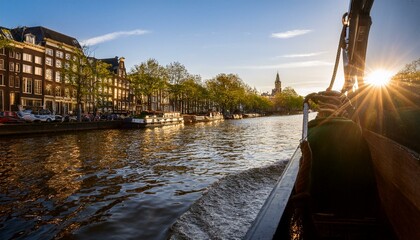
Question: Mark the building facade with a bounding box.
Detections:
[262,72,282,98]
[1,26,133,115]
[272,72,282,95]
[1,27,46,112]
[99,57,133,114]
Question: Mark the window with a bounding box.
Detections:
[15,76,20,88]
[46,69,53,80]
[22,64,32,74]
[0,59,4,70]
[35,56,42,64]
[45,57,52,66]
[9,50,15,58]
[65,88,70,98]
[9,75,14,87]
[64,74,70,83]
[55,86,61,96]
[15,63,20,72]
[23,53,32,62]
[9,92,15,106]
[65,53,71,60]
[25,34,36,44]
[34,80,42,95]
[46,48,53,56]
[23,77,33,93]
[56,51,63,58]
[73,90,77,98]
[45,84,52,95]
[55,71,61,82]
[35,67,42,76]
[16,52,21,60]
[0,74,4,85]
[56,59,62,68]
[0,48,5,55]
[9,62,14,71]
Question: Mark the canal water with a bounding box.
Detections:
[0,114,310,240]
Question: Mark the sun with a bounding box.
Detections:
[365,69,394,87]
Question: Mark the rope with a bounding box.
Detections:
[305,91,352,118]
[292,140,313,205]
[290,140,314,239]
[327,13,348,91]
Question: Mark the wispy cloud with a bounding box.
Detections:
[281,51,326,58]
[270,51,326,60]
[233,60,333,69]
[81,29,149,46]
[271,29,312,39]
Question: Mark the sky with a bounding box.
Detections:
[1,0,419,96]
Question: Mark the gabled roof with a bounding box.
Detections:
[10,26,81,49]
[0,26,14,40]
[100,57,120,74]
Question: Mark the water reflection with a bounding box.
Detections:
[0,115,307,239]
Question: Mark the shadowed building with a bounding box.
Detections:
[272,72,282,95]
[261,72,282,97]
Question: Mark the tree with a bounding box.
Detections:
[166,62,190,112]
[0,29,12,49]
[206,73,246,114]
[390,58,420,108]
[0,38,11,49]
[130,59,168,111]
[0,29,14,60]
[273,87,304,113]
[180,75,207,113]
[86,58,112,114]
[61,47,111,121]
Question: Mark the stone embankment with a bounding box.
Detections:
[0,121,123,136]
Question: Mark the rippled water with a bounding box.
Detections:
[0,114,308,240]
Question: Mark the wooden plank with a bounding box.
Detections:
[364,130,420,240]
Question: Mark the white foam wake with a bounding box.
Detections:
[170,161,287,240]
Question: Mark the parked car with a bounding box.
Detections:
[33,109,55,122]
[0,111,25,124]
[17,110,42,123]
[63,115,77,122]
[54,115,63,122]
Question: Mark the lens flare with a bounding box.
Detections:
[365,69,394,87]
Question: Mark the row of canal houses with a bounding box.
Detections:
[0,26,169,115]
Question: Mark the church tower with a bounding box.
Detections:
[272,72,282,95]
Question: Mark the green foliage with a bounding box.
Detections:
[166,62,195,112]
[130,60,290,114]
[0,29,12,49]
[0,38,11,49]
[130,59,168,110]
[390,58,420,108]
[273,86,304,113]
[206,73,246,113]
[61,47,112,120]
[392,58,420,86]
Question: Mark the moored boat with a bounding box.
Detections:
[123,111,184,128]
[243,113,263,118]
[183,111,224,123]
[245,0,419,239]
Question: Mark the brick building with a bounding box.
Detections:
[0,26,133,115]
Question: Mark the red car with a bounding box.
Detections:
[0,111,25,124]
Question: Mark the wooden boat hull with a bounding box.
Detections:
[364,130,420,240]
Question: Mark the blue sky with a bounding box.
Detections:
[1,0,419,95]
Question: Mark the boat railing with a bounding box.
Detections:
[244,146,302,240]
